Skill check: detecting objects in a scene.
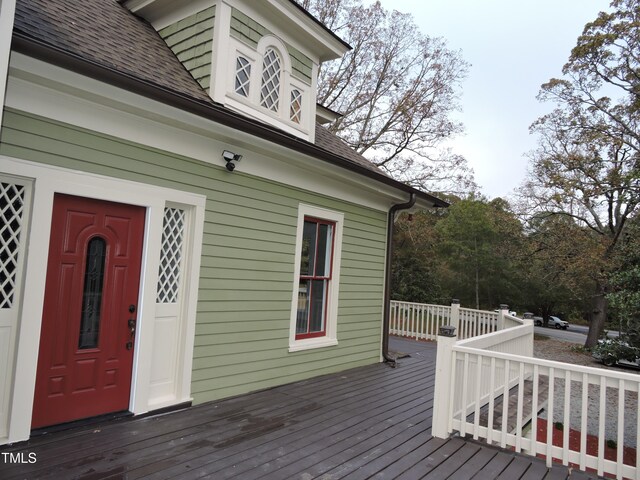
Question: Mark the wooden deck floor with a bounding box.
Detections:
[0,337,598,479]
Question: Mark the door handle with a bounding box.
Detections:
[128,318,136,336]
[126,318,136,351]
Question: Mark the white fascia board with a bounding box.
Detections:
[123,0,215,30]
[0,0,17,134]
[267,0,349,61]
[6,53,412,211]
[223,0,343,63]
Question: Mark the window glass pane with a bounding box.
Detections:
[296,279,310,334]
[309,279,327,333]
[260,48,281,111]
[79,237,106,349]
[316,223,333,277]
[300,220,316,276]
[290,89,302,123]
[235,57,251,97]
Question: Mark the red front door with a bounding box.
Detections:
[32,194,145,429]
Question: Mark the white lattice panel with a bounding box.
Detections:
[260,48,281,112]
[157,207,186,304]
[0,182,26,309]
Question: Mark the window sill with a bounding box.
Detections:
[288,337,338,353]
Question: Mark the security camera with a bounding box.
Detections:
[222,150,242,172]
[222,150,239,162]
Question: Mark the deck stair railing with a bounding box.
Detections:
[429,307,640,480]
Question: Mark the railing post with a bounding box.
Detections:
[432,325,457,439]
[498,304,508,330]
[450,299,460,332]
[522,312,534,357]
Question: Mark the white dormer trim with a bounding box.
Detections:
[223,34,312,140]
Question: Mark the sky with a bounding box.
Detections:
[377,0,609,199]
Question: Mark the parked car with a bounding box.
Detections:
[548,316,569,329]
[533,315,569,329]
[592,338,640,367]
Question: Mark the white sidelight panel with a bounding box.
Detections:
[0,176,31,441]
[149,205,191,407]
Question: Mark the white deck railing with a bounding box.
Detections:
[390,300,518,340]
[389,300,451,340]
[431,311,640,480]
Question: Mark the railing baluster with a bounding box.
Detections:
[579,372,588,472]
[546,367,554,468]
[461,353,470,437]
[487,356,496,445]
[562,369,570,465]
[501,359,510,448]
[597,375,606,477]
[617,378,624,479]
[473,353,482,440]
[447,350,458,434]
[530,365,539,458]
[516,361,524,453]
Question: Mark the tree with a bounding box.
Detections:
[391,210,444,304]
[434,197,523,310]
[608,218,640,346]
[525,0,640,346]
[297,0,475,195]
[517,214,595,325]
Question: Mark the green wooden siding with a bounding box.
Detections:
[0,109,387,404]
[230,8,266,48]
[287,45,313,84]
[159,6,215,92]
[230,7,312,84]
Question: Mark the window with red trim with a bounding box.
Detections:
[296,217,335,339]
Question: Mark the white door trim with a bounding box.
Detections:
[1,155,205,445]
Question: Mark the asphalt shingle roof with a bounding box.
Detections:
[14,0,217,104]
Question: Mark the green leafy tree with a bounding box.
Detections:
[608,219,640,345]
[434,197,523,310]
[517,215,595,325]
[526,0,640,346]
[391,210,444,304]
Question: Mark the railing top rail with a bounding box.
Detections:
[453,343,640,382]
[390,300,451,309]
[455,323,531,348]
[459,307,498,315]
[504,313,524,324]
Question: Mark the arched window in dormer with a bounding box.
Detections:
[235,56,251,97]
[290,89,303,124]
[260,47,282,112]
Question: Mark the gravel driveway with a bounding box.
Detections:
[534,337,639,449]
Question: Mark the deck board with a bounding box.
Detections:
[0,337,597,479]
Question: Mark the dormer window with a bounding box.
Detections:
[225,28,314,139]
[235,56,251,97]
[290,89,302,124]
[260,47,282,112]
